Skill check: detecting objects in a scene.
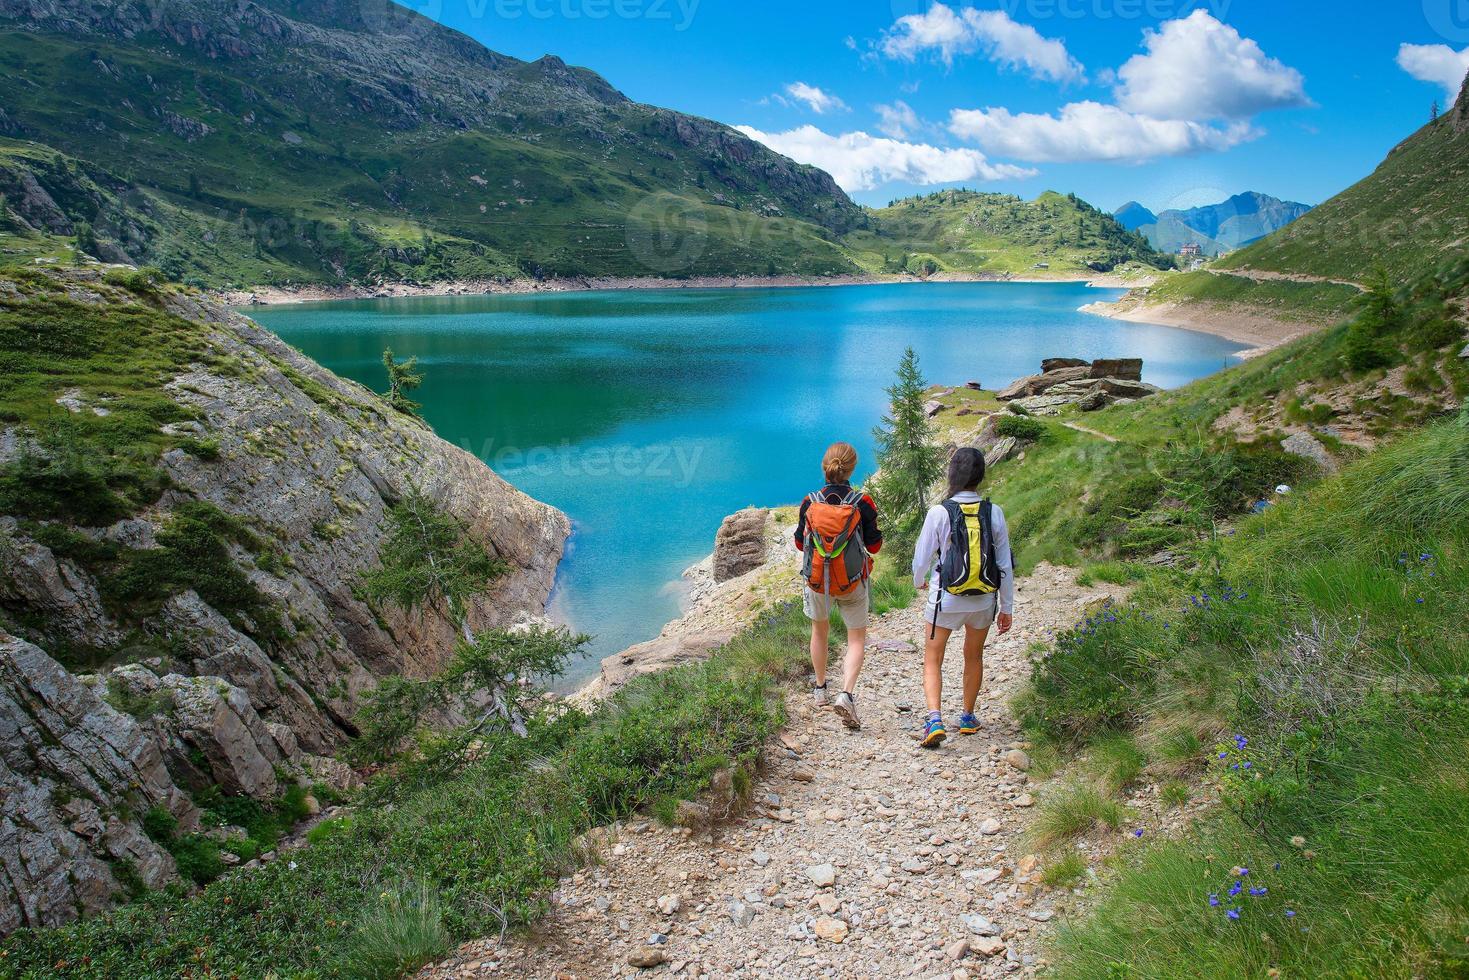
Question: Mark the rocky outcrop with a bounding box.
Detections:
[0,270,570,931]
[586,508,799,699]
[0,633,197,934]
[997,358,1161,414]
[713,509,770,583]
[1281,431,1337,473]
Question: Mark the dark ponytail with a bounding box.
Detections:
[946,447,985,500]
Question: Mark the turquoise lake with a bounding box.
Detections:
[251,282,1244,681]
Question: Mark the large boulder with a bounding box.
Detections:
[995,366,1092,401]
[1089,358,1144,381]
[597,630,737,694]
[713,508,770,583]
[157,672,286,799]
[1041,357,1088,373]
[1281,431,1336,473]
[1097,378,1163,399]
[0,633,197,934]
[984,437,1019,467]
[1007,394,1074,415]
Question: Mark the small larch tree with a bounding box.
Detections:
[356,488,584,768]
[381,347,423,416]
[870,346,946,555]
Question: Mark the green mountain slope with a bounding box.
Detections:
[1136,213,1227,256]
[1216,76,1469,282]
[847,189,1172,277]
[0,0,866,286]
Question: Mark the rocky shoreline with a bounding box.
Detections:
[216,270,1147,308]
[1080,290,1327,358]
[577,507,802,702]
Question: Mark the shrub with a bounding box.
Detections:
[339,882,450,980]
[995,415,1046,442]
[0,603,811,978]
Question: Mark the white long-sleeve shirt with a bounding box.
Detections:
[911,491,1015,615]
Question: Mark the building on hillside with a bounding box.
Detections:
[1177,243,1203,259]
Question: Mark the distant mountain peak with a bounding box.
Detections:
[1113,201,1158,232]
[1120,191,1311,256]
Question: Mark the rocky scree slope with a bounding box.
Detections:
[0,267,567,932]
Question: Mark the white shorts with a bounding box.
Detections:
[924,595,997,632]
[803,579,870,629]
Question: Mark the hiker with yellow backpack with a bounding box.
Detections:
[794,442,883,731]
[911,447,1014,748]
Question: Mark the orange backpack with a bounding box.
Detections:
[801,489,872,597]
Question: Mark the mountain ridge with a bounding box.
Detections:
[1116,191,1311,257]
[0,0,866,285]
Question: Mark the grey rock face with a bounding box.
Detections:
[997,358,1159,411]
[1281,431,1335,472]
[1088,358,1143,381]
[0,633,197,934]
[713,509,770,583]
[0,276,571,932]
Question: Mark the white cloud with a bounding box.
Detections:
[874,100,921,139]
[879,3,1084,84]
[784,82,848,115]
[1114,11,1309,120]
[947,101,1259,163]
[734,124,1035,192]
[1397,43,1469,101]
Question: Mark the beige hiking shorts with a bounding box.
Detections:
[803,579,870,629]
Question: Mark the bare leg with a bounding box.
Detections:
[923,625,953,713]
[841,627,866,694]
[961,626,990,714]
[810,619,829,687]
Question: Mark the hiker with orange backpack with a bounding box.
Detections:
[794,442,883,730]
[911,447,1014,748]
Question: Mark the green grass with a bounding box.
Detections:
[1040,851,1090,890]
[1215,100,1469,283]
[869,551,918,616]
[0,601,813,978]
[338,881,452,980]
[1142,270,1361,323]
[1030,781,1129,847]
[849,189,1171,277]
[1026,415,1469,978]
[1084,733,1148,793]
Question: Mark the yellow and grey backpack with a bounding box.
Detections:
[930,498,1006,637]
[938,498,1001,597]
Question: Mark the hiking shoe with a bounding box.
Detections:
[811,683,829,708]
[957,712,981,735]
[920,717,947,749]
[832,691,861,730]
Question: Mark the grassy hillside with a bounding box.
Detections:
[847,189,1173,277]
[920,239,1469,977]
[0,0,864,287]
[1215,76,1469,283]
[0,597,813,978]
[1034,414,1469,978]
[1139,270,1362,325]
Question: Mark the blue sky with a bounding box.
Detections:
[423,0,1469,212]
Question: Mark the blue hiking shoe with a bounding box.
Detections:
[920,717,947,749]
[957,712,981,735]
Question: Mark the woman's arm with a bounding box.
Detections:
[911,505,946,589]
[992,505,1016,615]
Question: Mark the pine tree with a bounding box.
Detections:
[870,347,946,555]
[381,348,424,415]
[1432,100,1440,122]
